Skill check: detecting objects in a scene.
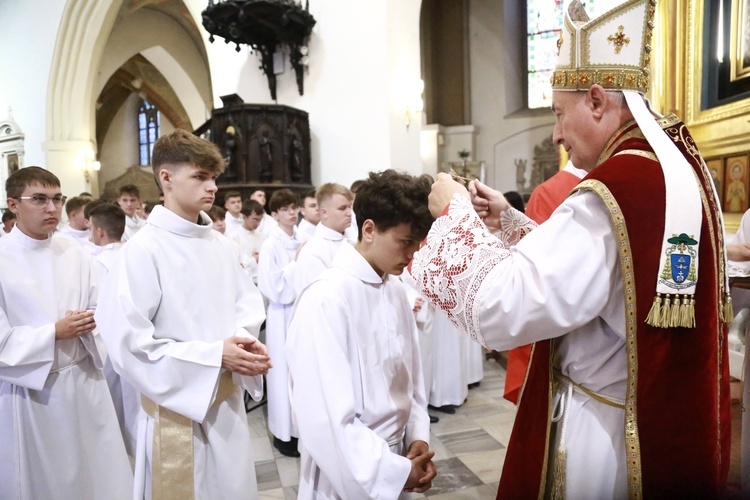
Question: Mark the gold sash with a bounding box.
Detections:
[141,371,236,500]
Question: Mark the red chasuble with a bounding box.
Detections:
[499,117,731,499]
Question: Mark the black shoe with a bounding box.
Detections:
[468,382,481,389]
[429,415,439,424]
[428,404,456,414]
[273,437,300,458]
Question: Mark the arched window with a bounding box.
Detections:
[526,0,609,109]
[138,100,159,165]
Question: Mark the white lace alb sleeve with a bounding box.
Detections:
[404,195,536,346]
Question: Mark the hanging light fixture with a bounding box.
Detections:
[202,0,316,101]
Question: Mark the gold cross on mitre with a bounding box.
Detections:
[607,25,630,53]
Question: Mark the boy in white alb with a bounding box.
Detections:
[95,130,271,499]
[287,170,436,499]
[223,190,243,237]
[250,188,279,235]
[296,188,319,243]
[0,167,132,499]
[88,202,138,458]
[56,195,96,253]
[231,199,266,284]
[117,184,145,241]
[293,183,353,294]
[257,189,302,457]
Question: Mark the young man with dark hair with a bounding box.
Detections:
[231,198,266,284]
[96,129,270,499]
[287,170,436,498]
[250,188,278,234]
[207,205,227,234]
[117,184,144,241]
[257,189,301,457]
[89,203,126,272]
[0,209,16,236]
[0,167,132,499]
[223,190,243,237]
[294,183,353,294]
[296,188,319,243]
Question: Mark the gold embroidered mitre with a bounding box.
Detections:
[551,0,656,94]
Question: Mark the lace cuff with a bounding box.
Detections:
[405,195,514,345]
[497,207,537,245]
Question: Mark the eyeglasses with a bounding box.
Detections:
[14,195,67,207]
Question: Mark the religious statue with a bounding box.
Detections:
[259,131,273,183]
[222,124,239,180]
[290,137,304,183]
[515,158,528,193]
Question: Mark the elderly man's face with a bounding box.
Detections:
[551,90,610,172]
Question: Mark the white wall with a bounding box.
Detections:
[468,0,556,192]
[204,0,423,187]
[0,0,67,168]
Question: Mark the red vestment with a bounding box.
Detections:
[499,118,731,498]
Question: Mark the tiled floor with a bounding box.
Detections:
[248,357,512,499]
[249,360,746,499]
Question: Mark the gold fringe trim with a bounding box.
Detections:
[645,293,697,329]
[550,448,567,500]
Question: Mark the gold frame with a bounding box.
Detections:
[731,0,750,82]
[672,0,750,232]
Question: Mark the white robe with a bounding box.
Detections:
[287,244,430,499]
[257,226,300,441]
[0,227,133,500]
[55,225,98,254]
[429,311,468,407]
[463,334,484,385]
[296,218,317,243]
[122,214,145,242]
[293,222,350,295]
[258,211,279,235]
[230,226,266,284]
[402,280,435,400]
[406,194,629,499]
[94,240,139,459]
[95,205,266,500]
[224,211,243,238]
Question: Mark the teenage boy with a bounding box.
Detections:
[230,199,266,284]
[117,184,145,241]
[56,195,96,252]
[287,170,436,498]
[207,205,227,234]
[293,183,353,294]
[0,208,16,236]
[257,189,301,457]
[89,203,126,272]
[96,129,271,499]
[0,167,132,499]
[223,190,243,237]
[296,188,319,243]
[250,188,278,234]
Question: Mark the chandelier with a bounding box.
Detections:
[202,0,316,101]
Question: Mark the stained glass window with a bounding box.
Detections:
[527,0,610,109]
[138,100,159,165]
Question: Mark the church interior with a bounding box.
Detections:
[1,0,750,497]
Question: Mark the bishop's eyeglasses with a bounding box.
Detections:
[14,195,67,207]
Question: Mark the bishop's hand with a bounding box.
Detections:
[469,179,510,231]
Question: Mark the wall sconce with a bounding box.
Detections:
[405,79,425,131]
[76,149,101,184]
